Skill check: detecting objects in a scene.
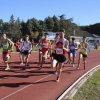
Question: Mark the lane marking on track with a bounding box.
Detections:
[0,57,100,100]
[57,64,100,100]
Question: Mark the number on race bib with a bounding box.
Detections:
[25,47,28,50]
[71,46,75,49]
[43,43,48,48]
[56,48,63,54]
[3,45,8,49]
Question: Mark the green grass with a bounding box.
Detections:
[72,69,100,100]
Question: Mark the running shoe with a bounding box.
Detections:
[20,63,24,65]
[54,71,58,75]
[77,66,80,69]
[23,66,27,70]
[5,66,10,70]
[72,64,75,67]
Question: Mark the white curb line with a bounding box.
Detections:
[57,64,100,100]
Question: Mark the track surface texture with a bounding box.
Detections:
[0,50,100,100]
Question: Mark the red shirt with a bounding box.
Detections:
[14,41,20,50]
[42,39,50,52]
[55,41,65,56]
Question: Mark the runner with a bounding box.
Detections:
[39,33,51,69]
[51,33,59,74]
[0,33,14,70]
[14,40,20,52]
[69,37,78,67]
[22,35,32,70]
[37,35,44,66]
[66,41,71,64]
[19,37,24,65]
[77,36,88,70]
[54,30,69,82]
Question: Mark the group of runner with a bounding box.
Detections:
[0,30,89,82]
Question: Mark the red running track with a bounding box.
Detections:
[0,50,100,100]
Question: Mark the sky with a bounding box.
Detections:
[0,0,100,26]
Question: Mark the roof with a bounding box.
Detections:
[76,31,92,37]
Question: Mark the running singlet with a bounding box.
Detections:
[80,42,87,54]
[42,39,50,52]
[23,41,31,51]
[19,41,24,52]
[69,42,77,52]
[2,39,10,52]
[55,39,67,56]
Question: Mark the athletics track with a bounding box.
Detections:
[0,50,100,100]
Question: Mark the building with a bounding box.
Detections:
[70,31,100,46]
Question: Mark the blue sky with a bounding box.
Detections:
[0,0,100,26]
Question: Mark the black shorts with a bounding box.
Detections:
[52,53,56,58]
[80,52,87,58]
[39,49,42,52]
[23,50,31,55]
[20,51,24,54]
[16,49,20,52]
[54,54,66,63]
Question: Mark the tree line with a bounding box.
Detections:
[0,14,80,42]
[80,23,100,36]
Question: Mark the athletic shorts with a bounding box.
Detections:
[54,54,66,63]
[2,52,11,55]
[69,51,77,56]
[52,53,56,58]
[23,50,31,55]
[16,49,20,52]
[39,49,42,52]
[80,52,87,58]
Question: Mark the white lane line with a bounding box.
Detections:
[1,57,100,100]
[57,64,100,100]
[0,74,52,100]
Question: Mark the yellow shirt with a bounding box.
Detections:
[51,40,56,53]
[79,42,87,54]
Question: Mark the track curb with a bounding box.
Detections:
[57,64,100,100]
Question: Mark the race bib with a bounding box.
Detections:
[43,43,48,48]
[71,46,75,50]
[56,48,63,54]
[3,45,8,49]
[25,47,28,50]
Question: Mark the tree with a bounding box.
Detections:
[44,16,54,31]
[52,15,59,32]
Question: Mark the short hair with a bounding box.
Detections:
[25,35,29,37]
[83,36,86,38]
[59,29,65,33]
[56,33,59,35]
[45,32,48,35]
[2,33,6,35]
[72,37,75,40]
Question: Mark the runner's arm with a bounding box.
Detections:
[63,40,69,52]
[83,43,88,50]
[75,43,78,50]
[7,39,14,50]
[29,42,32,52]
